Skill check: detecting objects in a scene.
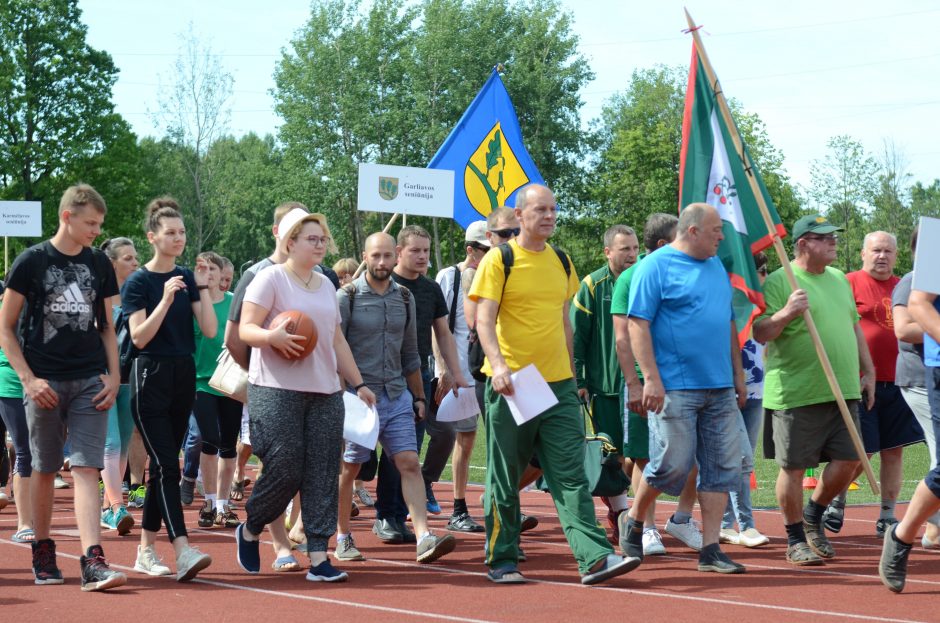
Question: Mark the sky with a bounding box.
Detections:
[78,1,940,199]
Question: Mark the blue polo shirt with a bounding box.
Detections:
[925,299,940,367]
[627,245,734,391]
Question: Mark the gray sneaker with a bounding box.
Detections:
[334,535,365,561]
[416,533,456,563]
[879,523,912,593]
[180,477,196,506]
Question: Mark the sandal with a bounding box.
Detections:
[487,565,526,584]
[786,541,824,566]
[803,521,835,559]
[11,528,35,543]
[272,555,302,572]
[230,479,248,502]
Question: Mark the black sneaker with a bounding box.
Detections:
[879,523,912,593]
[198,501,217,528]
[32,538,64,585]
[822,499,845,533]
[395,517,417,543]
[80,545,127,592]
[697,544,746,574]
[447,511,484,533]
[180,477,196,506]
[876,517,899,538]
[520,514,539,533]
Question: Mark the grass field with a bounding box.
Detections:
[431,416,933,508]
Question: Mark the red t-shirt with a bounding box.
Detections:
[846,270,899,382]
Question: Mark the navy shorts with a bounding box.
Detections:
[859,381,924,453]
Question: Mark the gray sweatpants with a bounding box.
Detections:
[244,384,344,552]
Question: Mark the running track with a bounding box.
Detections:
[2,474,939,622]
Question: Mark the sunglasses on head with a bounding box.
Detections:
[490,227,520,238]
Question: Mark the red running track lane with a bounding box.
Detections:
[1,474,939,622]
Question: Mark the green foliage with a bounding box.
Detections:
[0,0,123,251]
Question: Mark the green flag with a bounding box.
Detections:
[679,45,787,346]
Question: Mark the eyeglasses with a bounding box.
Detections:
[489,227,520,238]
[467,242,490,253]
[301,235,332,247]
[801,234,839,242]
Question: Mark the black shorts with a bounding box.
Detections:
[859,382,924,453]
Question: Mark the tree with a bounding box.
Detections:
[153,26,233,261]
[0,0,122,214]
[870,140,915,272]
[809,135,878,272]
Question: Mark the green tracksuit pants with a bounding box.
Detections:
[483,377,613,573]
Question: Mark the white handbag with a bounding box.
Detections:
[208,348,248,403]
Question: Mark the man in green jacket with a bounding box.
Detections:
[571,224,639,543]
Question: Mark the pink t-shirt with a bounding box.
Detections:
[244,265,341,393]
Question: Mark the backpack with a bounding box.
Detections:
[114,303,137,384]
[467,242,571,382]
[445,264,461,335]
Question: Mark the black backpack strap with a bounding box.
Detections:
[447,264,460,334]
[399,284,411,329]
[341,283,356,338]
[551,244,571,277]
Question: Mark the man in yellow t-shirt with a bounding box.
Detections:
[469,183,639,586]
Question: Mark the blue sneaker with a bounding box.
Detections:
[113,506,134,535]
[306,560,348,582]
[100,507,115,529]
[425,483,441,515]
[235,523,260,574]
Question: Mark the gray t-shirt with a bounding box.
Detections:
[892,272,925,388]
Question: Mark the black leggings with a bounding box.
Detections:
[130,355,196,540]
[192,391,242,458]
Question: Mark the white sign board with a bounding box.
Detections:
[357,163,454,218]
[913,216,940,295]
[0,201,41,237]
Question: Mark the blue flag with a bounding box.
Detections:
[428,69,544,229]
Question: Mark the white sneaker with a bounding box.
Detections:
[719,527,740,545]
[642,528,667,555]
[737,527,770,548]
[134,544,172,576]
[176,545,212,582]
[665,517,703,551]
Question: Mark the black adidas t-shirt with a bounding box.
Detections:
[7,241,118,380]
[391,272,448,364]
[121,266,200,357]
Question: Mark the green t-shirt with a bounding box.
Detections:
[194,292,233,395]
[0,344,23,398]
[609,253,646,380]
[760,265,861,410]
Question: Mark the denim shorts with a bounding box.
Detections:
[344,388,417,463]
[645,388,740,496]
[26,376,108,472]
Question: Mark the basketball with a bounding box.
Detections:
[270,309,318,360]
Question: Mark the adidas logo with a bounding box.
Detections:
[50,282,91,314]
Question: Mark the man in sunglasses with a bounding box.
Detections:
[754,214,875,567]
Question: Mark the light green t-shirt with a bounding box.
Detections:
[193,292,233,396]
[0,345,23,398]
[760,265,861,410]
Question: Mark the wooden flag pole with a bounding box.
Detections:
[351,212,401,279]
[684,8,879,494]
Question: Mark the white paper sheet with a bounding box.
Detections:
[504,364,558,425]
[436,387,480,422]
[343,392,380,449]
[913,216,940,295]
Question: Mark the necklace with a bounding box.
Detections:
[287,265,314,288]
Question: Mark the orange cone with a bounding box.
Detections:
[802,468,818,490]
[749,472,757,490]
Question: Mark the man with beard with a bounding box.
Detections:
[334,233,456,564]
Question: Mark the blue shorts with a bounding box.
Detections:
[343,389,417,464]
[645,388,740,496]
[859,381,924,453]
[923,368,940,499]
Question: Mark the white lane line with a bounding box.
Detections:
[0,537,501,623]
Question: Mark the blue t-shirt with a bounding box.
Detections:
[121,266,200,357]
[925,298,940,367]
[627,245,734,391]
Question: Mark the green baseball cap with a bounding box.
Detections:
[792,214,843,240]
